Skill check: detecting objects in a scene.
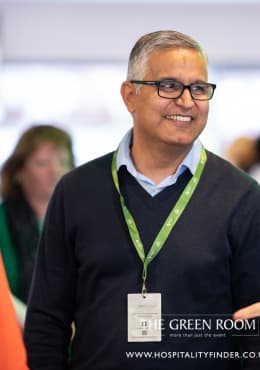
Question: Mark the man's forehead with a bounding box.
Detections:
[145,48,208,79]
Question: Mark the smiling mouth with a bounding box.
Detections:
[165,114,192,122]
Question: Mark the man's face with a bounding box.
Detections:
[122,48,210,151]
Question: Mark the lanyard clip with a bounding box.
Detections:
[141,280,147,298]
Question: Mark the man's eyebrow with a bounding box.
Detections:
[193,80,209,84]
[158,77,208,84]
[157,77,178,81]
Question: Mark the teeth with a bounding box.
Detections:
[166,115,191,122]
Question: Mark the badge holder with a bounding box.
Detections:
[127,281,162,342]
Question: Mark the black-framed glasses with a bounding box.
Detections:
[130,79,216,101]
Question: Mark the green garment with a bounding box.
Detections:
[0,203,20,297]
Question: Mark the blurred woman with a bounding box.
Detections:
[0,125,74,313]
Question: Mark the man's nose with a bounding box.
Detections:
[175,87,194,108]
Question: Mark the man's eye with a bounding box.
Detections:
[160,81,180,91]
[192,84,208,94]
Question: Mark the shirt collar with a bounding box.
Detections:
[116,128,202,186]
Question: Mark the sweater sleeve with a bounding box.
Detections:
[24,179,77,370]
[229,182,260,369]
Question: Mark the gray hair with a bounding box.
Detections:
[127,30,207,82]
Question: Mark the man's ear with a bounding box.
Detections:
[120,81,136,113]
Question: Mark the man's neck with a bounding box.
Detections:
[131,139,192,185]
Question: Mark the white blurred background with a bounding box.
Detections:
[0,0,260,166]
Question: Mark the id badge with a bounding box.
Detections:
[127,293,162,342]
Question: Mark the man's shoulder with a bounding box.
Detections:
[205,150,259,192]
[59,151,114,190]
[76,151,113,172]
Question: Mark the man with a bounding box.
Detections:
[24,30,260,369]
[0,254,29,370]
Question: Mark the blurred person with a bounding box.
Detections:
[224,136,260,182]
[233,302,260,321]
[24,31,260,370]
[249,137,260,182]
[0,253,29,370]
[0,124,74,319]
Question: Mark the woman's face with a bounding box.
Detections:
[18,141,72,201]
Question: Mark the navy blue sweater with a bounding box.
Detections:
[24,151,260,370]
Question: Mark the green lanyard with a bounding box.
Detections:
[111,146,207,295]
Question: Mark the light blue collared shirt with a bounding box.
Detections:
[116,129,202,197]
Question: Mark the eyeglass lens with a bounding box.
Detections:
[158,80,214,100]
